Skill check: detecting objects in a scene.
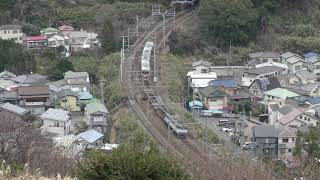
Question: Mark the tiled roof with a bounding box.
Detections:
[41,108,69,122]
[209,79,237,88]
[286,56,306,64]
[265,88,299,99]
[281,52,301,59]
[295,70,317,81]
[86,103,108,114]
[0,102,29,116]
[253,125,277,138]
[0,70,16,78]
[277,125,297,138]
[57,89,79,98]
[279,109,304,125]
[278,104,295,116]
[12,74,48,85]
[198,86,228,98]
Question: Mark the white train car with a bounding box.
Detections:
[141,41,154,72]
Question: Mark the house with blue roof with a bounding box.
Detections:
[304,52,320,75]
[188,100,203,111]
[304,52,320,60]
[209,79,238,95]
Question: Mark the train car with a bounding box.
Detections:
[141,41,154,72]
[163,113,188,138]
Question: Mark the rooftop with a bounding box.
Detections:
[192,60,211,68]
[260,52,281,58]
[77,129,104,144]
[78,92,93,100]
[0,25,21,30]
[0,102,29,116]
[251,77,280,91]
[295,70,317,80]
[69,31,88,38]
[279,109,304,125]
[64,71,89,79]
[244,66,284,75]
[12,73,48,85]
[0,70,16,79]
[304,52,320,59]
[58,25,74,31]
[278,104,295,116]
[209,79,237,88]
[198,86,228,98]
[0,79,18,91]
[26,36,48,41]
[281,52,302,59]
[41,108,69,122]
[86,103,108,114]
[41,27,59,33]
[286,56,306,64]
[277,125,297,138]
[17,85,50,96]
[265,88,299,99]
[253,125,277,138]
[306,97,320,105]
[188,100,203,108]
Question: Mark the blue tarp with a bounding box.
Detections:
[202,109,223,114]
[188,100,203,108]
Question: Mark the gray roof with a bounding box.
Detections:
[64,71,89,79]
[286,56,306,64]
[295,70,317,81]
[253,125,277,138]
[41,108,69,122]
[277,125,297,138]
[260,52,280,58]
[245,66,284,75]
[192,60,211,68]
[276,74,320,94]
[86,103,108,114]
[281,52,301,59]
[77,129,104,144]
[12,73,48,85]
[198,86,228,98]
[251,77,281,91]
[69,31,88,38]
[0,91,18,100]
[0,25,21,30]
[278,104,295,116]
[269,104,280,111]
[57,89,78,98]
[0,102,29,116]
[248,52,264,59]
[0,70,16,79]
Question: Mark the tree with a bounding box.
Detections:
[199,0,258,46]
[77,131,189,179]
[99,18,116,53]
[48,59,75,80]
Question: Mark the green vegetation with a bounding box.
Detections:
[77,131,189,180]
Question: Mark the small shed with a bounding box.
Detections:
[188,100,203,111]
[77,129,104,149]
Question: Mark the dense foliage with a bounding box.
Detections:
[77,132,189,179]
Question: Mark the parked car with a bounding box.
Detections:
[221,127,234,133]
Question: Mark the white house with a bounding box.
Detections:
[278,109,319,128]
[48,35,70,57]
[187,60,217,88]
[281,52,302,64]
[277,125,297,159]
[0,25,24,44]
[41,108,71,137]
[241,66,286,87]
[286,56,307,73]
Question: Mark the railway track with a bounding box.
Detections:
[122,10,213,178]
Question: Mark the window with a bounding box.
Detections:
[268,95,271,99]
[273,58,279,62]
[3,30,6,34]
[271,96,274,100]
[295,66,301,70]
[300,116,302,119]
[316,65,320,69]
[201,69,207,73]
[242,74,245,77]
[305,117,307,120]
[282,138,289,143]
[288,149,292,153]
[19,37,22,40]
[13,30,18,34]
[54,122,59,127]
[308,118,310,122]
[292,138,295,142]
[262,59,268,63]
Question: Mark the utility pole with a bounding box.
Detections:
[99,79,106,104]
[162,13,166,47]
[136,15,139,37]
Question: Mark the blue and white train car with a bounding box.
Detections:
[141,41,154,72]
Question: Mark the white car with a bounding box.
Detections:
[221,127,234,133]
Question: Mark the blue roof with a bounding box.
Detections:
[77,129,104,144]
[202,109,223,114]
[304,52,320,59]
[306,97,320,105]
[209,79,237,88]
[78,92,93,100]
[189,100,203,108]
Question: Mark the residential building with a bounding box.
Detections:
[304,52,320,75]
[12,73,49,86]
[304,52,320,61]
[69,31,98,52]
[0,91,18,105]
[191,60,211,74]
[241,66,286,87]
[85,103,109,133]
[47,35,70,57]
[264,88,299,107]
[268,104,295,125]
[187,60,217,88]
[76,129,104,149]
[253,125,297,159]
[277,108,319,128]
[0,102,31,122]
[198,86,228,111]
[24,36,48,54]
[0,25,24,44]
[17,85,50,115]
[248,77,280,98]
[288,70,317,84]
[281,52,302,64]
[247,52,281,65]
[0,70,16,80]
[208,79,237,95]
[58,25,74,36]
[188,100,203,111]
[41,27,59,36]
[41,108,71,137]
[0,79,18,91]
[64,71,90,92]
[286,56,307,73]
[57,89,81,112]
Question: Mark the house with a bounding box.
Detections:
[304,52,320,75]
[277,125,297,159]
[58,25,74,36]
[285,96,311,108]
[248,77,280,98]
[281,52,302,64]
[79,92,95,105]
[47,35,70,57]
[41,27,59,36]
[17,85,50,115]
[264,88,299,107]
[286,56,307,73]
[277,108,320,128]
[198,86,228,111]
[57,89,81,112]
[24,36,48,54]
[253,125,278,158]
[304,52,320,61]
[69,31,95,52]
[12,73,49,86]
[276,72,320,96]
[0,70,16,80]
[85,103,109,133]
[64,71,90,92]
[268,104,295,125]
[0,25,24,44]
[0,79,18,91]
[208,79,237,95]
[0,102,31,122]
[41,108,71,137]
[247,52,281,65]
[241,66,286,87]
[191,60,211,74]
[188,100,203,111]
[0,91,18,105]
[76,129,104,149]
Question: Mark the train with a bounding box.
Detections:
[140,41,188,138]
